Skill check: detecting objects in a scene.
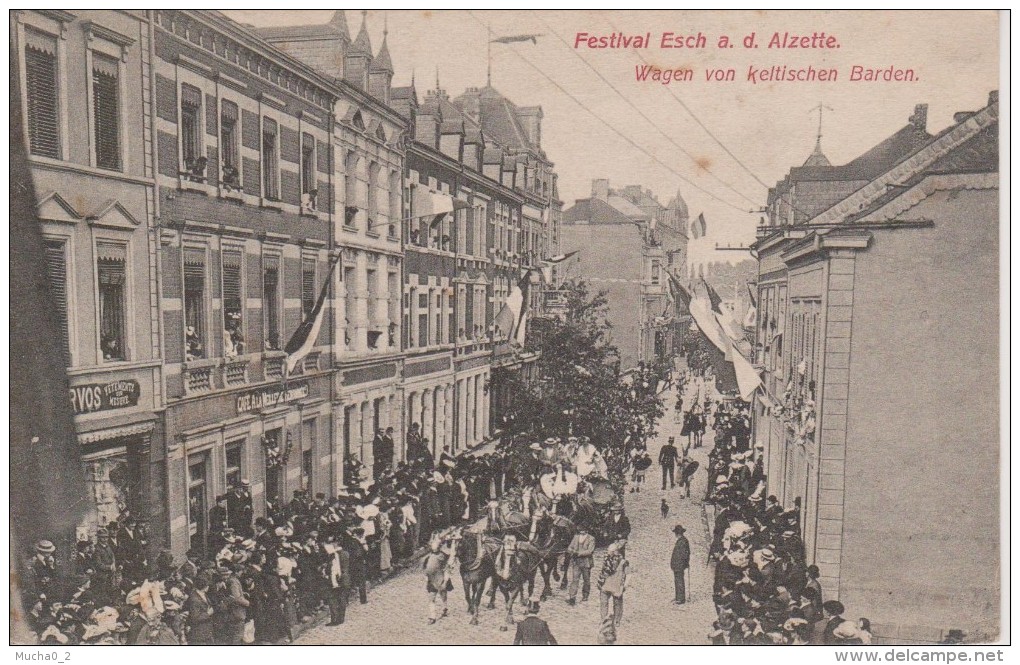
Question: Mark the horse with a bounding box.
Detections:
[485,499,531,541]
[492,535,543,631]
[452,528,501,625]
[527,510,578,600]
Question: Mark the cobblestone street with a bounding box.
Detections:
[298,382,718,645]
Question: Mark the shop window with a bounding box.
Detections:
[220,100,240,189]
[44,239,70,365]
[97,242,127,361]
[183,248,207,360]
[91,52,120,171]
[225,441,244,490]
[84,453,131,530]
[24,28,60,159]
[263,257,281,350]
[261,117,279,200]
[301,418,316,490]
[180,84,204,179]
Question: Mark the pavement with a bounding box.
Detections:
[297,379,718,645]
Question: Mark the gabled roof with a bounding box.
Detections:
[452,86,536,154]
[607,195,649,221]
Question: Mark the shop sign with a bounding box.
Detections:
[70,379,141,415]
[236,381,309,414]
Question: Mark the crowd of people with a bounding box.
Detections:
[19,422,544,646]
[704,401,872,645]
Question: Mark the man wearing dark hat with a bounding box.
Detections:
[658,437,680,490]
[326,540,352,626]
[215,564,249,645]
[227,480,254,537]
[512,602,557,645]
[116,515,144,584]
[812,600,846,645]
[92,528,118,604]
[670,524,691,604]
[607,505,631,543]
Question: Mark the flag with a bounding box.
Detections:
[702,277,724,314]
[747,282,757,308]
[667,272,692,310]
[491,270,532,344]
[491,34,541,44]
[688,296,729,355]
[540,250,579,284]
[731,343,762,400]
[690,213,707,239]
[285,254,340,373]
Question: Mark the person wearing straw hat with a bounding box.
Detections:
[28,539,58,599]
[670,524,691,605]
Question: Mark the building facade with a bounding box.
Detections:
[560,179,689,369]
[752,95,999,641]
[14,9,164,537]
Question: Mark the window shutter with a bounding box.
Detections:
[222,251,242,302]
[301,259,316,316]
[44,240,70,364]
[24,30,60,159]
[92,54,120,170]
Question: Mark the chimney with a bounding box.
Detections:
[591,178,609,201]
[988,90,999,105]
[909,103,928,131]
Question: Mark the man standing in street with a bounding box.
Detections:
[326,539,351,626]
[513,602,557,645]
[659,437,680,490]
[566,525,596,605]
[670,524,691,605]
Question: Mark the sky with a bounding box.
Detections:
[224,10,1001,268]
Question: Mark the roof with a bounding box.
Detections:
[802,138,831,167]
[350,13,372,54]
[452,86,538,154]
[371,33,393,74]
[257,10,350,41]
[563,197,640,225]
[607,195,649,221]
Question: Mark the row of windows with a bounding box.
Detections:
[24,26,124,170]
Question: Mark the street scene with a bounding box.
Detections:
[10,10,1002,648]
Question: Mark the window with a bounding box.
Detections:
[388,171,400,238]
[91,52,120,171]
[301,258,316,318]
[367,161,380,230]
[434,292,442,346]
[44,239,70,365]
[388,273,399,346]
[263,256,281,350]
[222,250,244,357]
[263,428,282,504]
[301,418,316,490]
[220,100,240,189]
[367,269,380,349]
[187,455,208,553]
[447,290,455,345]
[342,266,354,348]
[97,242,127,361]
[344,152,359,227]
[651,259,661,285]
[225,441,244,489]
[301,133,316,210]
[180,84,203,177]
[261,117,279,200]
[183,248,207,360]
[418,292,429,348]
[24,28,60,158]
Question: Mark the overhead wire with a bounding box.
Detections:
[533,13,761,209]
[467,11,750,214]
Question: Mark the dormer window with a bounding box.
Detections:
[352,110,365,131]
[375,124,386,142]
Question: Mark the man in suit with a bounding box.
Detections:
[608,506,631,544]
[670,524,691,604]
[659,437,680,489]
[812,600,846,645]
[566,525,596,605]
[326,540,352,626]
[513,602,557,645]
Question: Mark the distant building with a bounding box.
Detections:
[752,94,1000,642]
[560,179,689,369]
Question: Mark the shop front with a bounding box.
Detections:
[163,374,333,558]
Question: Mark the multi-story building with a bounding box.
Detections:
[150,10,342,556]
[560,179,688,369]
[752,95,999,641]
[14,10,164,536]
[259,12,407,484]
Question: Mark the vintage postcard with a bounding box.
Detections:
[9,9,1004,648]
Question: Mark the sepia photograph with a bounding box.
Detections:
[8,8,1006,650]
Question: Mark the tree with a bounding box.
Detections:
[490,279,668,490]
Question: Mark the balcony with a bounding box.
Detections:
[183,360,216,395]
[264,353,286,380]
[223,356,249,386]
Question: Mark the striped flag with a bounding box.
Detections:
[491,270,533,344]
[285,254,340,373]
